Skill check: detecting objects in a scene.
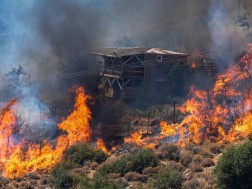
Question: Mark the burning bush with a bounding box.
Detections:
[64,142,107,165]
[214,141,252,189]
[148,166,183,189]
[98,149,158,176]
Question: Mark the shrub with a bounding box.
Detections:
[51,162,91,189]
[98,149,158,176]
[180,153,193,167]
[209,144,223,154]
[64,142,107,164]
[128,148,158,173]
[148,166,183,189]
[168,161,185,172]
[201,158,215,168]
[158,143,180,161]
[191,146,203,154]
[90,173,124,189]
[124,172,148,182]
[142,167,160,177]
[98,158,128,176]
[185,143,195,151]
[214,142,252,189]
[199,150,214,158]
[182,180,200,189]
[190,164,204,173]
[51,167,79,189]
[192,155,203,164]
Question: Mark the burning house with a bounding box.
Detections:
[93,48,188,102]
[92,47,216,102]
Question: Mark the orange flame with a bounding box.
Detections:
[124,130,157,149]
[159,44,252,146]
[0,87,92,178]
[96,138,110,154]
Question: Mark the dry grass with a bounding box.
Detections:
[124,172,148,182]
[168,161,185,172]
[142,166,160,176]
[157,143,181,161]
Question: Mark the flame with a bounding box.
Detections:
[0,87,92,178]
[191,61,198,69]
[96,138,110,154]
[58,87,92,145]
[124,130,157,149]
[159,44,252,145]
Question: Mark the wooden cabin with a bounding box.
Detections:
[92,47,189,102]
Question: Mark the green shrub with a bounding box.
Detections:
[51,162,91,189]
[51,166,79,189]
[98,149,158,176]
[64,142,107,164]
[148,167,183,189]
[90,173,124,189]
[128,148,158,173]
[214,142,252,189]
[98,158,128,176]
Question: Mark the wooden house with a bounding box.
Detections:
[92,47,189,101]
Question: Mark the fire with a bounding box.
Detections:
[191,61,198,69]
[124,130,157,149]
[0,86,92,178]
[58,87,92,145]
[159,44,252,145]
[96,138,110,154]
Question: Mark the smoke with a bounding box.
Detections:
[207,0,249,70]
[0,0,104,138]
[105,0,251,69]
[0,0,252,138]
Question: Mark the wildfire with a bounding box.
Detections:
[96,138,110,154]
[0,86,92,178]
[159,44,252,145]
[124,130,157,149]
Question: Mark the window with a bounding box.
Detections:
[157,55,163,62]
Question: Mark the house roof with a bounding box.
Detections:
[91,47,188,58]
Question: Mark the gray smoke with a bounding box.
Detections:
[0,0,252,128]
[104,0,251,70]
[0,0,104,138]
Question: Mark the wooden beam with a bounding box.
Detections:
[103,73,120,79]
[135,55,144,65]
[122,55,134,65]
